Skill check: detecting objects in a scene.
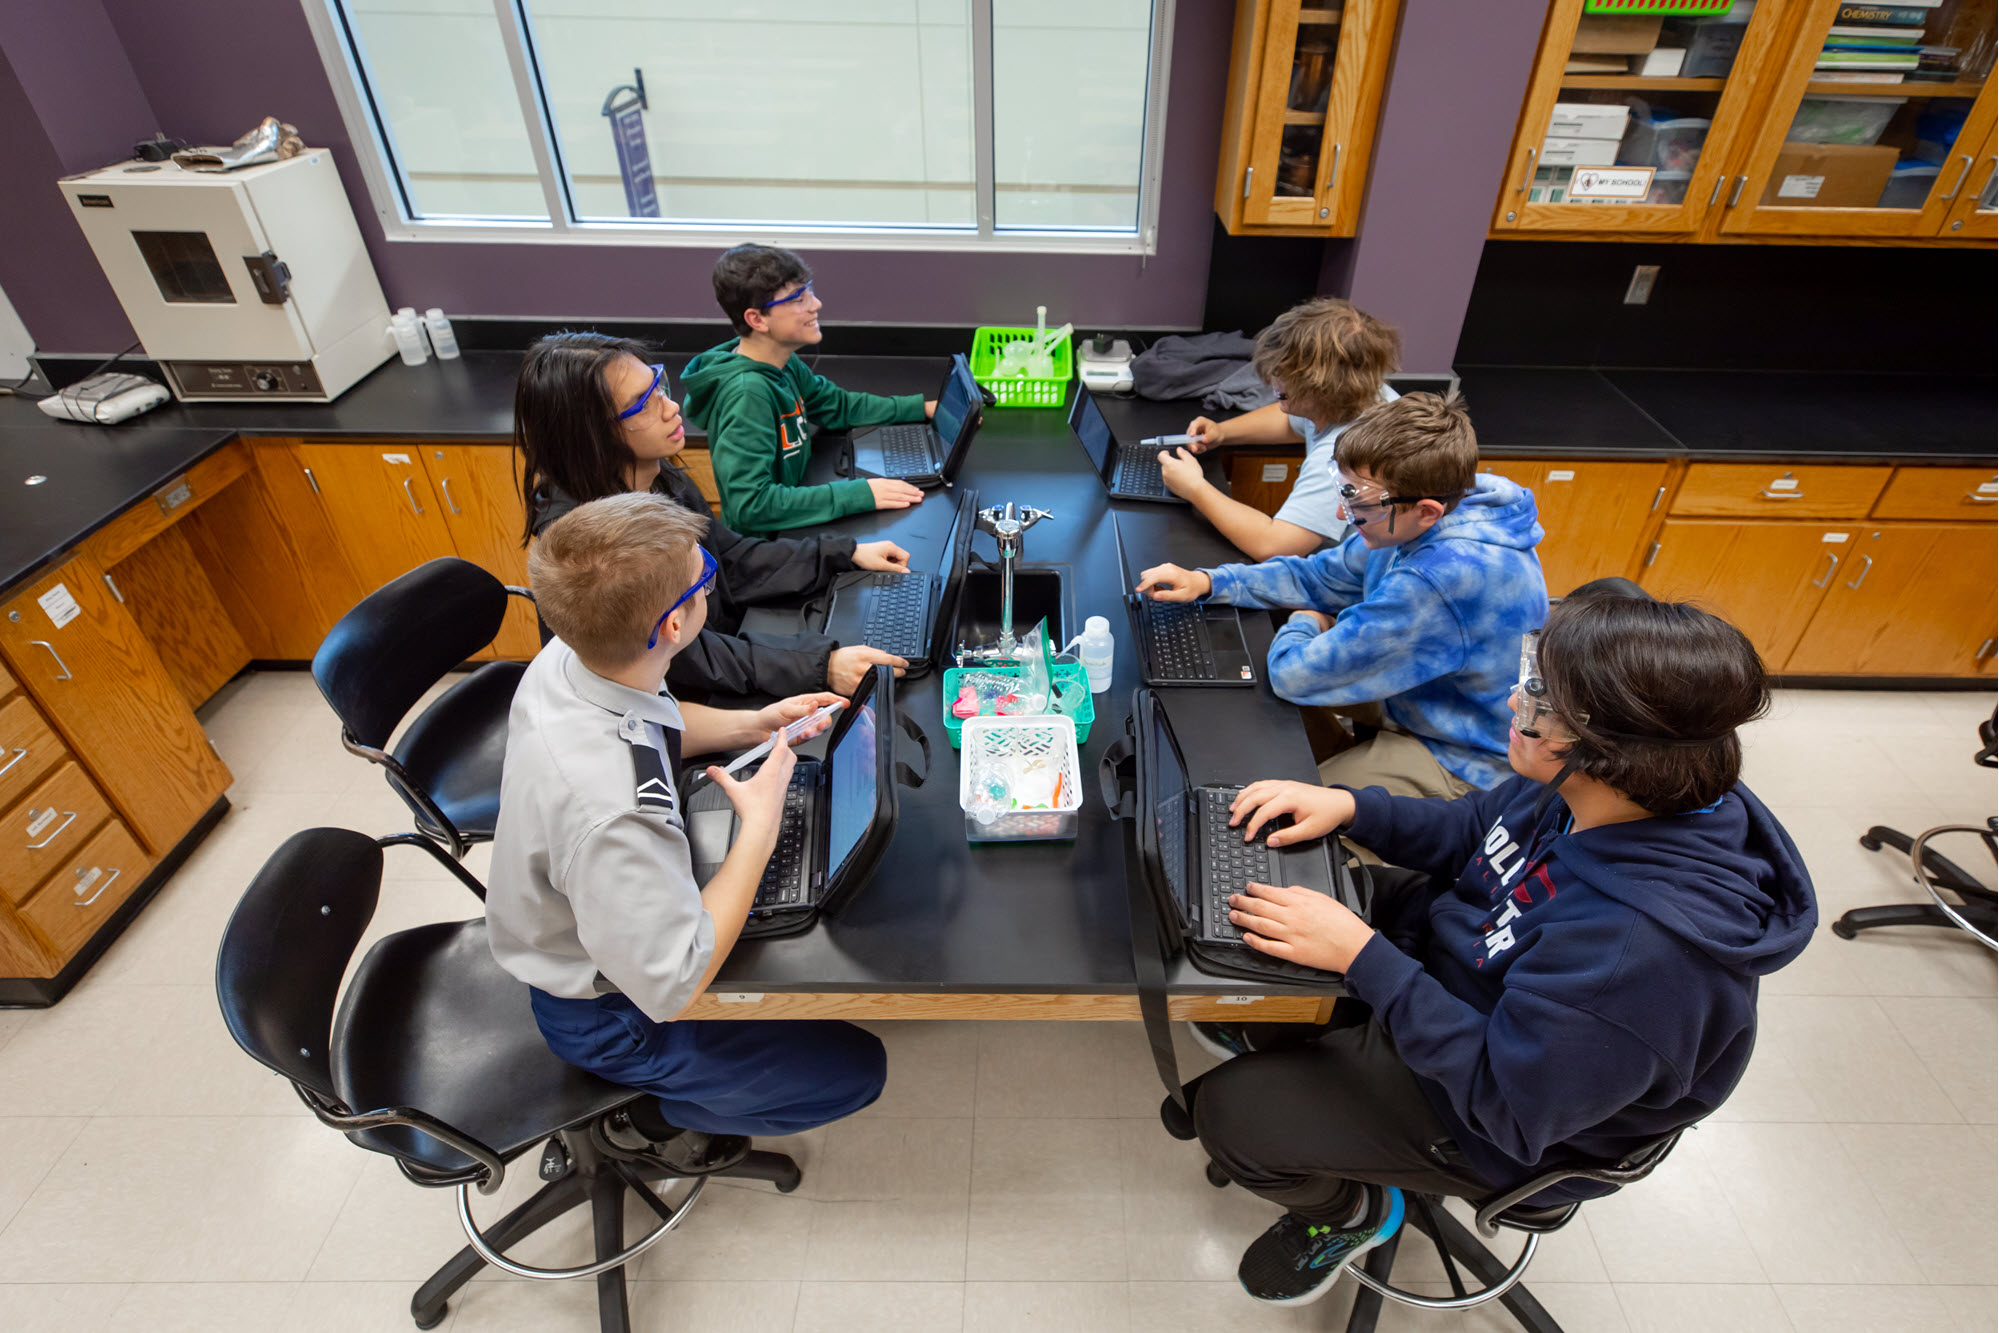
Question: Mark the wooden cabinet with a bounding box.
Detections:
[0,694,64,813]
[0,761,110,902]
[1215,0,1401,236]
[288,441,461,603]
[1872,464,1999,519]
[1478,458,1668,596]
[1671,461,1893,519]
[1786,524,1998,675]
[1227,448,1310,517]
[419,445,540,660]
[20,820,151,964]
[0,556,231,857]
[1494,0,1997,243]
[1639,518,1853,667]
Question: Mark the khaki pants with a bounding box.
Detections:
[1317,728,1476,801]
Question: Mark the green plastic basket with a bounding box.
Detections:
[941,663,1093,749]
[969,326,1074,409]
[1582,1,1731,14]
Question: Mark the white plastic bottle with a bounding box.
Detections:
[1078,615,1115,693]
[423,308,461,360]
[389,308,428,365]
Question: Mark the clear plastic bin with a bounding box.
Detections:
[1878,163,1941,209]
[1621,116,1711,172]
[1785,96,1904,147]
[1647,170,1693,204]
[959,714,1083,842]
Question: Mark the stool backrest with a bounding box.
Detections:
[215,827,384,1104]
[313,557,509,749]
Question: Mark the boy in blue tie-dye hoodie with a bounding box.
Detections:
[1136,393,1546,795]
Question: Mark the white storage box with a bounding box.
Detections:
[1542,136,1622,167]
[1548,102,1631,140]
[960,714,1083,842]
[1622,116,1713,172]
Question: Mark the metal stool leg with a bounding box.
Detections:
[1422,1205,1565,1333]
[410,1174,588,1328]
[590,1165,631,1333]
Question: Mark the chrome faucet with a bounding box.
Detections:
[967,502,1053,659]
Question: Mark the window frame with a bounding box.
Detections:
[299,0,1176,254]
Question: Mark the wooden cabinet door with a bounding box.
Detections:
[289,442,461,605]
[1787,525,1999,677]
[421,444,540,660]
[0,556,230,856]
[1719,0,1995,239]
[1228,449,1308,518]
[1941,125,1998,239]
[1481,459,1668,597]
[1639,520,1853,669]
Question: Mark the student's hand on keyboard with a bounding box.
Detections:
[868,477,926,510]
[1230,780,1354,847]
[829,645,910,695]
[1135,562,1212,603]
[1288,609,1334,634]
[1158,446,1208,500]
[853,540,912,572]
[1227,881,1375,973]
[752,692,847,743]
[1183,415,1225,452]
[706,727,797,844]
[924,398,938,419]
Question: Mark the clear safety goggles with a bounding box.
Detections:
[1327,460,1462,531]
[1512,631,1587,742]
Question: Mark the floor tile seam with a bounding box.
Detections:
[1852,994,1972,1124]
[1672,1133,1778,1287]
[296,1151,371,1285]
[1610,1281,1805,1333]
[1811,1120,1935,1282]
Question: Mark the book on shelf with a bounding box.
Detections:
[1834,3,1942,24]
[1564,55,1632,74]
[1826,25,1925,40]
[1811,69,1907,82]
[1815,53,1922,67]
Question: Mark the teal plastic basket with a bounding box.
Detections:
[941,663,1093,748]
[968,326,1074,409]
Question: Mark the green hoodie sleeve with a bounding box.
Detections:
[705,377,876,535]
[795,363,926,433]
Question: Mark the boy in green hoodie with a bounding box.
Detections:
[682,245,936,536]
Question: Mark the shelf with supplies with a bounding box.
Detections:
[1493,0,1997,243]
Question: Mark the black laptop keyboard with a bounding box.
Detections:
[1201,789,1269,941]
[1142,601,1217,680]
[753,777,812,910]
[876,423,935,474]
[1117,445,1170,497]
[860,573,930,658]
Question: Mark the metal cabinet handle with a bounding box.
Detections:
[1707,175,1725,207]
[74,867,119,908]
[1758,488,1804,500]
[0,748,26,779]
[1965,491,1998,503]
[303,466,320,495]
[440,477,463,515]
[27,641,71,681]
[1324,143,1342,193]
[1516,146,1537,195]
[26,809,77,849]
[1727,174,1747,208]
[1940,153,1974,201]
[1845,554,1874,590]
[102,573,124,604]
[1811,551,1841,588]
[1978,638,1997,662]
[402,477,425,515]
[1243,166,1253,200]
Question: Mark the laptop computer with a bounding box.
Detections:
[850,354,983,489]
[1137,693,1351,952]
[683,665,898,930]
[1112,515,1255,687]
[1068,389,1186,505]
[817,487,979,675]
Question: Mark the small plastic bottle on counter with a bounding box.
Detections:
[388,309,428,366]
[1077,615,1114,693]
[423,308,460,360]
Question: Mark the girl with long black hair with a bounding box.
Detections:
[514,331,911,700]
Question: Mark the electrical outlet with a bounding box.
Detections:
[1624,265,1660,305]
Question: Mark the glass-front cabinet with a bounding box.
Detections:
[1719,0,1996,237]
[1942,125,1998,235]
[1214,0,1401,236]
[1494,0,1791,236]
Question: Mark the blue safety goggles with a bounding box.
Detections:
[646,546,718,650]
[617,363,668,421]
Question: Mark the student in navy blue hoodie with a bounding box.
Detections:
[1180,593,1817,1309]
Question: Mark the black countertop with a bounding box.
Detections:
[2,349,1992,595]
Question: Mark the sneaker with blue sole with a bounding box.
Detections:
[1236,1185,1405,1307]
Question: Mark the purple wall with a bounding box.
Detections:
[0,0,155,174]
[1330,0,1545,370]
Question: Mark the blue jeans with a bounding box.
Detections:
[529,989,886,1137]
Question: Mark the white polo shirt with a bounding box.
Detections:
[1273,383,1401,543]
[487,638,715,1023]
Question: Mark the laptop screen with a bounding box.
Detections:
[928,488,977,631]
[1148,702,1194,918]
[825,696,880,881]
[1068,389,1114,477]
[933,357,976,453]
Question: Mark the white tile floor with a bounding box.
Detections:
[1,672,1994,1333]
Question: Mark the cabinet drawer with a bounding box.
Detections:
[20,819,149,964]
[0,694,65,813]
[1871,468,1999,522]
[1,761,111,904]
[1671,464,1892,519]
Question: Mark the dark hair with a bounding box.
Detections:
[1539,596,1770,815]
[513,330,665,545]
[1250,297,1401,425]
[1334,391,1478,515]
[713,244,813,337]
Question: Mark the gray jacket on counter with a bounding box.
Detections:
[530,464,855,701]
